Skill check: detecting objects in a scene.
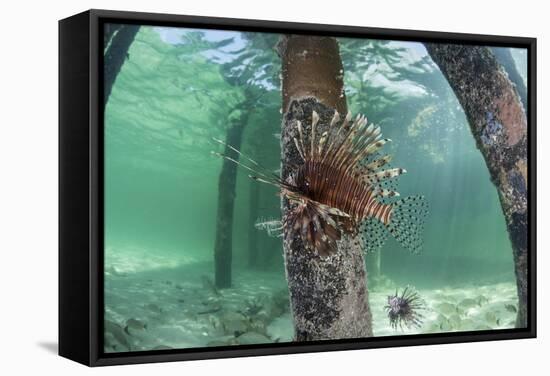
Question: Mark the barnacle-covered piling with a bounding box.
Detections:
[281,97,373,340]
[277,35,372,340]
[425,44,529,328]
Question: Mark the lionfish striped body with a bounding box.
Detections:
[385,287,425,330]
[292,156,394,225]
[213,108,427,257]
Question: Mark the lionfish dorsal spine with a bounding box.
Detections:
[293,137,306,161]
[364,155,392,172]
[296,120,306,159]
[318,131,328,157]
[310,110,319,159]
[319,110,351,166]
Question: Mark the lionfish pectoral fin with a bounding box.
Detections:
[311,200,350,219]
[315,238,331,258]
[308,200,349,255]
[385,195,429,254]
[323,221,341,242]
[285,196,347,258]
[338,216,358,235]
[314,216,341,257]
[311,218,345,257]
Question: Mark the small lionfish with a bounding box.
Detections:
[385,287,425,330]
[212,109,427,257]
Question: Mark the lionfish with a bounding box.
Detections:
[385,286,425,330]
[212,109,427,257]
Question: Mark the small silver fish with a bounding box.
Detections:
[105,320,131,350]
[145,303,162,314]
[504,304,517,313]
[124,318,147,335]
[201,275,221,297]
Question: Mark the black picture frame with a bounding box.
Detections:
[59,9,537,367]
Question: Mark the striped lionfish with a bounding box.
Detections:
[212,109,427,257]
[385,287,425,330]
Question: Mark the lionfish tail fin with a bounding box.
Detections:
[386,195,428,254]
[360,217,389,254]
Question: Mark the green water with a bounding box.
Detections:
[103,25,527,352]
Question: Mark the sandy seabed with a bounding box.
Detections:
[103,252,519,353]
